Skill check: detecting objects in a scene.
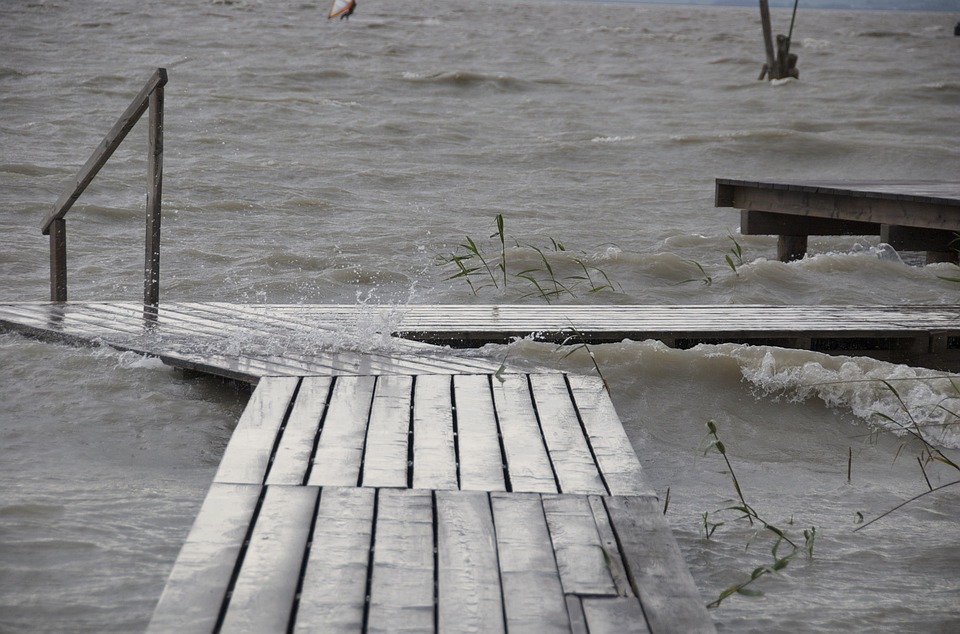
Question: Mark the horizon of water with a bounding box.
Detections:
[1,1,959,632]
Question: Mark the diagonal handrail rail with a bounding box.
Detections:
[41,68,167,306]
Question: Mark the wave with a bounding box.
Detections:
[400,70,530,92]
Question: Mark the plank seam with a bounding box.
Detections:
[212,485,269,634]
[431,490,440,633]
[261,378,303,485]
[287,486,325,630]
[450,375,462,490]
[407,377,418,489]
[565,374,613,496]
[526,374,563,493]
[596,497,649,629]
[487,374,514,493]
[357,376,381,488]
[301,376,336,486]
[360,488,381,634]
[486,492,510,634]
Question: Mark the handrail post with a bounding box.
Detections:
[41,68,167,305]
[144,82,164,307]
[50,219,67,302]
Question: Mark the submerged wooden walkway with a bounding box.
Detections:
[2,301,960,373]
[0,301,721,632]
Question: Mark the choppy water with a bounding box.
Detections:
[1,0,959,631]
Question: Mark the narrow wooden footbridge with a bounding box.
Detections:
[5,302,960,633]
[1,301,722,633]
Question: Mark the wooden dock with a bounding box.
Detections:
[0,300,721,632]
[716,179,960,263]
[147,374,713,633]
[3,301,960,373]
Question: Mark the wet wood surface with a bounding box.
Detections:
[2,301,959,372]
[148,372,715,633]
[150,484,714,634]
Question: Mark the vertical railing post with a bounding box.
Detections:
[50,219,67,302]
[144,70,165,307]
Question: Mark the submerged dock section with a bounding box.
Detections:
[716,179,960,263]
[0,301,719,632]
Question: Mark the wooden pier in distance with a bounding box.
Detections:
[716,179,960,263]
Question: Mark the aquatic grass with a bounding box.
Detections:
[437,215,622,302]
[725,235,744,276]
[700,420,816,608]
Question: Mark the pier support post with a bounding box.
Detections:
[777,235,807,262]
[144,82,164,307]
[49,219,67,302]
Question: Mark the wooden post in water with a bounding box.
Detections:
[758,0,778,80]
[49,219,67,302]
[757,0,799,81]
[144,82,164,307]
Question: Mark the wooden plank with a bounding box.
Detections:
[412,375,459,490]
[436,490,504,634]
[492,374,557,493]
[566,374,652,496]
[587,495,634,598]
[603,496,715,634]
[490,493,569,633]
[214,376,300,484]
[147,483,261,634]
[566,596,589,634]
[541,494,618,597]
[361,375,413,488]
[454,374,506,492]
[366,489,435,633]
[307,375,376,487]
[529,374,606,495]
[581,598,650,634]
[295,487,375,634]
[220,485,319,634]
[741,209,879,236]
[267,376,332,485]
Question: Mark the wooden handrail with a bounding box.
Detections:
[42,68,167,305]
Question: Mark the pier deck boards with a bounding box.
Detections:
[716,178,960,263]
[148,374,712,634]
[2,302,960,374]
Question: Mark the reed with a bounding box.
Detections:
[700,420,816,608]
[436,215,621,302]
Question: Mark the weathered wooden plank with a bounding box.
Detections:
[581,598,650,634]
[541,494,619,597]
[295,487,375,634]
[267,376,332,485]
[566,596,589,634]
[220,485,319,634]
[412,375,459,490]
[362,375,414,488]
[528,374,606,495]
[490,493,569,633]
[603,496,715,634]
[147,483,261,634]
[307,375,376,487]
[366,489,435,633]
[454,374,506,492]
[215,376,300,485]
[436,490,504,634]
[492,373,558,493]
[566,374,652,497]
[587,495,634,598]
